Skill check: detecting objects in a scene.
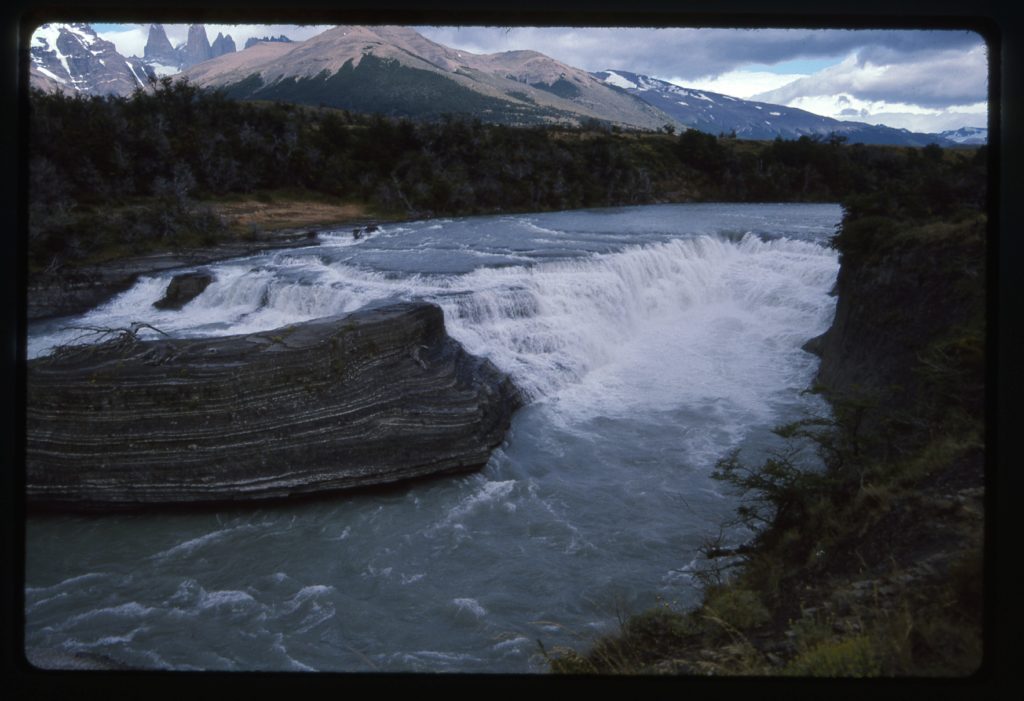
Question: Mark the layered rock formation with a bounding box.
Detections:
[27,302,521,510]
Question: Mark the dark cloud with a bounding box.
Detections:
[416,26,985,81]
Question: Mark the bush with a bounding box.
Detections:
[785,635,881,676]
[702,587,770,632]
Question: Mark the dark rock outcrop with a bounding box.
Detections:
[211,32,236,59]
[808,216,986,440]
[244,35,292,49]
[27,302,522,510]
[27,228,322,320]
[810,228,984,410]
[183,25,212,67]
[143,23,177,65]
[153,272,214,310]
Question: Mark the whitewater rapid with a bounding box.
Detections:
[25,203,841,672]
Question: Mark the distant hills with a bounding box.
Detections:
[592,70,968,147]
[28,23,984,147]
[937,126,988,145]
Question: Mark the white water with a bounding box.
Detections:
[26,203,841,672]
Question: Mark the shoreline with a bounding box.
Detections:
[25,214,412,322]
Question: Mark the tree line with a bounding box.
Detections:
[27,78,987,270]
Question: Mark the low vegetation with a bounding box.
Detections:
[27,79,984,273]
[544,157,987,677]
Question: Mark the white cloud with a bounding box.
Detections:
[96,27,148,57]
[746,45,989,134]
[666,70,807,100]
[840,104,987,133]
[759,91,986,133]
[752,46,988,110]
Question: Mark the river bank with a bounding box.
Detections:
[26,197,404,320]
[547,211,987,677]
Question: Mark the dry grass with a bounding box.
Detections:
[211,199,373,233]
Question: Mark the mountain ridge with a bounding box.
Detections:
[593,69,962,147]
[182,25,674,130]
[28,23,980,146]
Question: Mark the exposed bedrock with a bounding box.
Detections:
[152,271,214,310]
[27,302,522,510]
[26,229,321,320]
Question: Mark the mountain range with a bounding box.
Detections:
[29,23,151,95]
[592,70,969,148]
[142,23,237,76]
[28,23,984,147]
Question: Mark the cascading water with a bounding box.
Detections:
[25,203,841,672]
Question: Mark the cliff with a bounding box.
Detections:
[550,211,987,676]
[806,213,986,432]
[26,302,521,510]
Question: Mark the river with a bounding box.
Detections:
[25,202,841,672]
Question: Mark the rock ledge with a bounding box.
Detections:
[27,302,521,510]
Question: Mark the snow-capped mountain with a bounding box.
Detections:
[181,25,674,130]
[27,23,977,148]
[29,23,151,96]
[594,70,958,147]
[938,126,987,145]
[141,24,237,77]
[29,22,240,95]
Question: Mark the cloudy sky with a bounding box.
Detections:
[95,24,989,134]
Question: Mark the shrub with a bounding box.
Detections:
[702,587,770,632]
[785,635,881,676]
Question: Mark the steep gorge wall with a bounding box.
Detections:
[805,214,986,431]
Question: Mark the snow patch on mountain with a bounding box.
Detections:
[593,68,958,146]
[30,23,151,96]
[601,70,637,90]
[938,126,987,145]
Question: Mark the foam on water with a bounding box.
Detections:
[25,203,842,673]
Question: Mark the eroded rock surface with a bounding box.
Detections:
[152,272,214,310]
[27,302,521,510]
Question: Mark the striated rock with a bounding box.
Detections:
[27,302,521,510]
[153,271,213,310]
